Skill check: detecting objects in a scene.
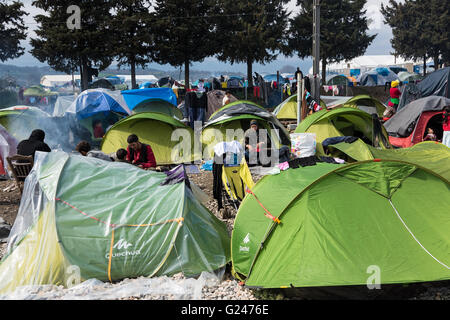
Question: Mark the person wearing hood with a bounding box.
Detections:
[17,129,51,159]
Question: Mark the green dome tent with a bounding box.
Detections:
[327,95,387,118]
[0,151,230,294]
[231,158,450,289]
[202,100,291,158]
[101,112,197,165]
[0,106,50,141]
[132,99,183,118]
[295,107,391,157]
[273,94,327,121]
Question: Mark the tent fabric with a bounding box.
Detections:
[0,106,51,141]
[0,124,18,177]
[273,94,327,120]
[398,67,450,110]
[53,95,76,117]
[357,67,399,86]
[122,88,178,110]
[0,151,230,294]
[206,90,237,119]
[326,74,350,86]
[66,89,131,119]
[295,107,391,156]
[202,101,291,158]
[23,85,58,97]
[231,159,450,288]
[328,95,386,117]
[101,112,197,165]
[384,96,450,137]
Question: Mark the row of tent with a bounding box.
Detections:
[0,69,449,296]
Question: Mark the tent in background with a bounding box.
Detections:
[0,151,230,294]
[206,90,238,119]
[66,89,132,145]
[273,94,327,121]
[0,124,18,178]
[327,95,387,118]
[121,88,181,118]
[101,112,197,165]
[0,106,51,141]
[357,67,399,86]
[385,96,450,148]
[398,67,450,111]
[202,100,291,158]
[295,107,391,157]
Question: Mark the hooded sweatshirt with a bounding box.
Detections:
[17,129,51,159]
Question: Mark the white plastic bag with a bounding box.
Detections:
[290,133,316,158]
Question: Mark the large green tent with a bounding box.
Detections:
[231,157,450,289]
[101,112,197,165]
[202,100,291,158]
[0,151,230,294]
[273,94,327,120]
[295,107,391,156]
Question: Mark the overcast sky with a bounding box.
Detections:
[9,0,393,74]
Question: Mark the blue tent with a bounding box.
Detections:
[357,67,399,86]
[67,89,131,119]
[121,88,178,110]
[139,81,157,89]
[263,74,289,84]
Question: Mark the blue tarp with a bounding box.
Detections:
[121,88,178,110]
[357,67,399,86]
[67,89,131,119]
[263,74,289,84]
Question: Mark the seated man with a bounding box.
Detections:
[126,134,157,169]
[17,129,51,159]
[244,120,272,166]
[76,140,113,161]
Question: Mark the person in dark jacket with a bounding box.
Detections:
[126,134,157,169]
[17,129,51,159]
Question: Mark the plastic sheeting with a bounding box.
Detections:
[0,151,230,294]
[0,271,223,300]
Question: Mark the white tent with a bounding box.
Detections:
[40,75,80,88]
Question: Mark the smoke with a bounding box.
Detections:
[6,113,93,153]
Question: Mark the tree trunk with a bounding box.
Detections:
[81,58,90,92]
[130,59,136,89]
[185,59,190,90]
[423,55,427,77]
[321,59,327,85]
[247,59,253,90]
[433,55,440,70]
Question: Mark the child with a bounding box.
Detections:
[423,128,437,141]
[116,148,128,162]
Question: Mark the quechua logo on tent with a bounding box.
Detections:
[105,238,141,259]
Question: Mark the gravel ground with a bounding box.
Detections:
[0,172,449,300]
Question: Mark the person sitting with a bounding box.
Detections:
[126,134,157,169]
[423,127,437,141]
[244,120,272,166]
[93,119,105,138]
[116,148,128,162]
[17,129,51,159]
[222,91,232,106]
[76,140,113,161]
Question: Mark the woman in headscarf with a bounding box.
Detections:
[17,129,51,159]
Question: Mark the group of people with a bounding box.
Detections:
[16,129,158,170]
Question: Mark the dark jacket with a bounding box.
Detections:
[17,130,51,159]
